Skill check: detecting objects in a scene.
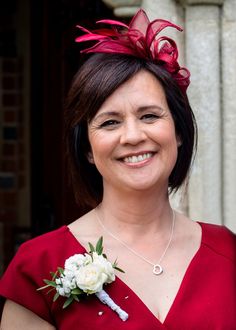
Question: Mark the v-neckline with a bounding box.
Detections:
[64,222,204,327]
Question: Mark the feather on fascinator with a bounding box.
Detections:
[75,9,190,93]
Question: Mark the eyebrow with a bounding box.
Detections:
[94,105,165,121]
[137,105,165,113]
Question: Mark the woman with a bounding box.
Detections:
[0,9,235,330]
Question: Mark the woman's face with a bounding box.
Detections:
[88,70,180,193]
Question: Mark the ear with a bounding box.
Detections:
[87,151,95,164]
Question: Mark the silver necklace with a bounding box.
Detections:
[95,208,175,276]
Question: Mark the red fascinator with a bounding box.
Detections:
[76,9,190,93]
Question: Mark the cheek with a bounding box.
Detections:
[164,121,178,144]
[153,125,179,164]
[89,134,114,161]
[151,122,177,145]
[88,130,101,153]
[88,127,119,156]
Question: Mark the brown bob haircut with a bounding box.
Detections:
[65,53,197,211]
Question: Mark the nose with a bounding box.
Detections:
[119,119,146,145]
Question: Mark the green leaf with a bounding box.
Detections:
[44,280,57,288]
[112,258,125,273]
[53,292,60,302]
[50,270,58,281]
[95,237,103,255]
[88,242,95,253]
[71,288,83,295]
[57,267,64,275]
[113,266,125,273]
[63,296,74,309]
[73,295,80,302]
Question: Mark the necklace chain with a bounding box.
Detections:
[95,207,175,275]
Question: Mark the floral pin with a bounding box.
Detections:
[37,237,128,321]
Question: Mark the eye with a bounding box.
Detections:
[141,113,159,122]
[100,119,120,128]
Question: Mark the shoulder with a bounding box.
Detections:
[9,226,86,275]
[20,226,70,251]
[199,222,236,263]
[17,226,71,257]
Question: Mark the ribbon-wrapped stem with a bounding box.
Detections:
[96,290,129,321]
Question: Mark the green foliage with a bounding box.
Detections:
[113,258,125,273]
[113,265,125,273]
[95,237,104,255]
[71,288,83,295]
[63,295,74,309]
[88,242,95,253]
[88,236,104,255]
[53,292,60,302]
[44,279,57,287]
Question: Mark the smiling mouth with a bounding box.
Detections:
[122,152,154,164]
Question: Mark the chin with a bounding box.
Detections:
[121,180,164,193]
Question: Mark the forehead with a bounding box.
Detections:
[95,70,168,115]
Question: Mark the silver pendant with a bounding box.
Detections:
[153,264,163,275]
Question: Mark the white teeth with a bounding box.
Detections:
[123,153,152,163]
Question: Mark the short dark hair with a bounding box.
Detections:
[64,53,197,210]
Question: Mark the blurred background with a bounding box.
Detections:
[0,0,115,274]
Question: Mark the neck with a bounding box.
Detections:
[98,184,173,238]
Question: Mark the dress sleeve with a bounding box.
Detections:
[0,240,55,324]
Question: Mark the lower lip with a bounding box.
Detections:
[121,154,155,168]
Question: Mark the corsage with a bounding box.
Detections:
[38,237,128,321]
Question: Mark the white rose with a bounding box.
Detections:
[75,264,108,294]
[65,253,91,272]
[92,252,115,283]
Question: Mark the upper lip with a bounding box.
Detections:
[117,151,156,159]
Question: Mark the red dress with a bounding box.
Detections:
[0,222,235,329]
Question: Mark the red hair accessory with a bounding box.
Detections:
[76,9,190,92]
